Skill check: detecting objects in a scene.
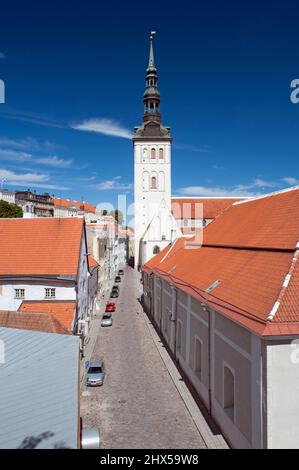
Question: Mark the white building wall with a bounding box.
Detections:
[266,340,299,448]
[0,282,76,311]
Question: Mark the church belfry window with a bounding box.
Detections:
[151,148,156,159]
[159,148,163,159]
[151,176,157,189]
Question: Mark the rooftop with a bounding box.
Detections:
[171,197,246,220]
[0,217,84,277]
[18,300,76,332]
[0,310,70,335]
[144,187,299,336]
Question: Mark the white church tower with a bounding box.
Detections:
[133,32,180,269]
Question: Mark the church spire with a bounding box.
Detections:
[148,31,156,70]
[143,31,161,124]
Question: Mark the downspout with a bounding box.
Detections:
[171,285,178,361]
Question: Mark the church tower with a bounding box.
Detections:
[133,32,178,269]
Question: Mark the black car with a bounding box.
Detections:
[112,285,119,292]
[115,276,121,283]
[110,290,119,298]
[118,269,124,276]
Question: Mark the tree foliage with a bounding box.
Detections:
[0,200,23,218]
[110,209,124,226]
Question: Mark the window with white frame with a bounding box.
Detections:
[45,288,56,299]
[15,288,25,299]
[223,365,235,421]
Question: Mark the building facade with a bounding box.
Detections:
[143,187,299,449]
[16,190,54,217]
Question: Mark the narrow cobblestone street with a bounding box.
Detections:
[80,266,208,449]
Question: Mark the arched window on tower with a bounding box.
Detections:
[153,245,160,255]
[159,148,164,159]
[151,148,156,159]
[151,176,157,189]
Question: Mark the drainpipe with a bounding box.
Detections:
[201,302,212,415]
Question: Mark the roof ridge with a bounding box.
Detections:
[233,185,299,206]
[267,244,299,321]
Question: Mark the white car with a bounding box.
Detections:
[101,314,113,327]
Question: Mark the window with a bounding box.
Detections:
[151,176,157,189]
[183,218,189,227]
[177,321,182,352]
[194,338,202,381]
[15,289,25,299]
[45,288,56,299]
[151,148,156,159]
[153,245,160,254]
[223,365,235,421]
[159,148,164,159]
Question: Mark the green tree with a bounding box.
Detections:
[110,209,124,226]
[0,200,23,218]
[102,209,108,216]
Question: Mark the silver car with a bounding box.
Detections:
[101,314,113,327]
[86,360,105,386]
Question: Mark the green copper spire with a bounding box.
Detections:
[148,31,156,70]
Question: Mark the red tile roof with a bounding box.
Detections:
[0,218,84,276]
[18,300,76,331]
[54,197,96,214]
[144,188,299,336]
[0,311,70,334]
[88,255,99,269]
[171,198,245,220]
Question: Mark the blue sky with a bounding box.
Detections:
[0,0,299,209]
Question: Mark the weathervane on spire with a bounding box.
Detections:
[150,30,156,40]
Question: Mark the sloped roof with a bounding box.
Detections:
[171,197,246,220]
[0,218,84,277]
[88,255,99,269]
[18,301,76,331]
[144,188,299,336]
[0,327,79,448]
[54,197,96,213]
[0,311,70,335]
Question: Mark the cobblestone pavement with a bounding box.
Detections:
[81,266,207,449]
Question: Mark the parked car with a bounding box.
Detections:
[112,284,119,292]
[110,290,119,298]
[118,269,124,276]
[105,302,116,313]
[86,360,105,386]
[115,276,121,283]
[101,315,113,327]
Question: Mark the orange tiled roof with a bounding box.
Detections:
[171,198,245,220]
[54,197,96,213]
[19,300,76,331]
[88,255,99,269]
[0,218,84,276]
[144,188,299,336]
[0,311,70,335]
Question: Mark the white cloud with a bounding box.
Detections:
[177,178,284,198]
[0,137,61,152]
[72,118,133,139]
[0,169,70,190]
[0,148,72,168]
[95,176,132,191]
[35,156,73,168]
[0,168,49,182]
[282,177,299,186]
[177,185,260,198]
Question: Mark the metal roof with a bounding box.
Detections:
[0,327,80,449]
